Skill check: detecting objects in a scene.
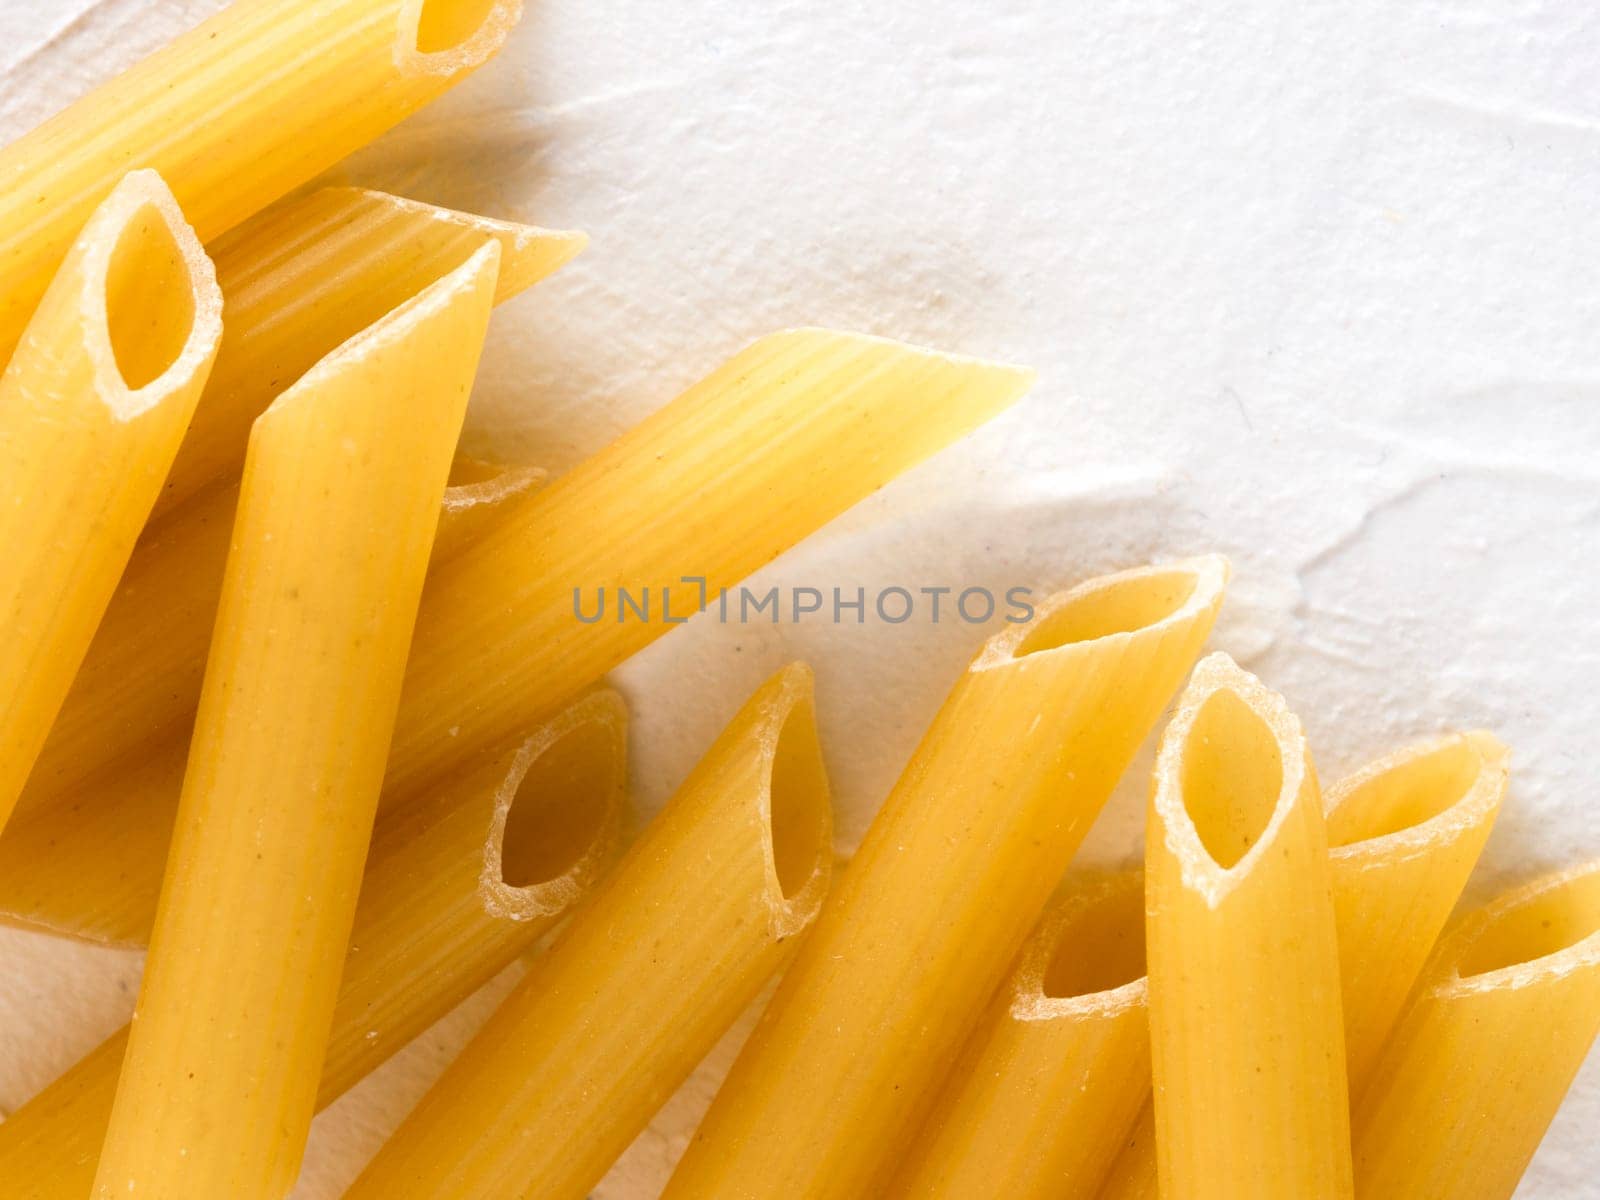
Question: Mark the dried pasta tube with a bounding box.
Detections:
[1143,654,1353,1200]
[91,244,499,1200]
[1351,860,1600,1200]
[345,662,834,1200]
[1097,730,1508,1199]
[889,870,1150,1200]
[0,170,220,837]
[1325,731,1508,1088]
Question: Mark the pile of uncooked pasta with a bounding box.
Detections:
[0,4,1593,1200]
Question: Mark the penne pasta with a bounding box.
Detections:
[322,690,625,1095]
[0,0,522,358]
[382,329,1034,801]
[0,457,545,947]
[91,246,499,1200]
[890,870,1151,1200]
[16,187,578,812]
[1143,654,1352,1200]
[1096,729,1509,1200]
[0,689,627,1200]
[1324,730,1508,1089]
[344,662,834,1200]
[661,557,1228,1200]
[0,170,221,838]
[1351,860,1600,1200]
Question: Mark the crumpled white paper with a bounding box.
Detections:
[1,1,1596,1195]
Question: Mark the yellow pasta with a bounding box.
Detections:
[91,245,499,1200]
[890,870,1151,1200]
[1352,860,1600,1200]
[1,351,1020,954]
[0,738,191,949]
[17,187,578,811]
[1325,730,1508,1088]
[0,0,522,358]
[1097,730,1508,1200]
[1144,653,1352,1200]
[155,187,581,521]
[345,662,834,1200]
[382,328,1034,799]
[17,328,1023,852]
[0,170,221,838]
[1093,1115,1160,1200]
[0,688,627,1200]
[661,557,1228,1200]
[0,457,544,947]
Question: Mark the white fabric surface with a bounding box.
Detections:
[0,1,1596,1195]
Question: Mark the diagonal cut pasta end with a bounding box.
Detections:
[1443,859,1600,997]
[1353,858,1600,1198]
[1012,869,1148,1023]
[1152,650,1314,907]
[483,687,630,921]
[39,169,222,421]
[258,237,501,430]
[442,457,547,509]
[1327,731,1508,863]
[891,867,1152,1200]
[749,662,834,939]
[980,554,1230,671]
[399,0,523,75]
[1322,730,1509,1092]
[767,325,1036,425]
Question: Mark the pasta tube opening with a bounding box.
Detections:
[1154,654,1309,899]
[891,871,1152,1200]
[762,667,834,932]
[1144,655,1351,1198]
[487,690,628,920]
[1351,859,1600,1199]
[105,211,195,390]
[1181,689,1285,870]
[1037,874,1148,1003]
[1014,565,1201,657]
[1327,732,1508,852]
[983,557,1226,675]
[84,171,221,416]
[1322,731,1507,1097]
[402,0,522,71]
[1452,862,1600,985]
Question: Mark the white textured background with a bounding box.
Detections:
[2,1,1598,1196]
